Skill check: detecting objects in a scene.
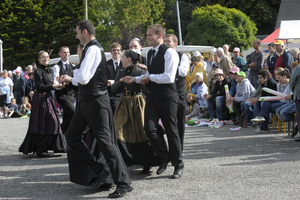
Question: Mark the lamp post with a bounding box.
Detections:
[176,1,183,45]
[0,39,3,72]
[85,0,88,20]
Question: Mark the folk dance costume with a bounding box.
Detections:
[52,60,75,134]
[19,65,66,156]
[66,39,131,188]
[112,61,159,169]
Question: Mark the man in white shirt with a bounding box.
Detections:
[59,20,132,198]
[122,24,184,179]
[164,34,189,152]
[106,42,123,114]
[52,46,75,134]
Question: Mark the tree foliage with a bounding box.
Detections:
[198,0,280,35]
[185,4,257,51]
[0,0,84,69]
[88,0,165,51]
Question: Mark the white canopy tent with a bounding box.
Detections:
[278,20,300,48]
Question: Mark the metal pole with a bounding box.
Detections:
[0,39,3,72]
[85,0,88,20]
[176,1,183,45]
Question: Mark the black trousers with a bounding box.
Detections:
[66,94,131,187]
[56,92,75,133]
[177,94,186,152]
[144,97,183,167]
[295,100,300,132]
[109,96,120,115]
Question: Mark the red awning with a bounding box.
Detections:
[261,28,286,43]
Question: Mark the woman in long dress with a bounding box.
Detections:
[19,51,66,156]
[112,49,159,173]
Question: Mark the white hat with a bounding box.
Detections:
[131,48,141,55]
[233,47,240,52]
[194,51,202,56]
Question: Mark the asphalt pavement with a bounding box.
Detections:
[1,118,300,200]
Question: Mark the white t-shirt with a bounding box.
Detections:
[0,77,13,87]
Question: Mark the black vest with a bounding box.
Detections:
[78,39,108,100]
[55,60,74,95]
[146,43,177,99]
[176,51,186,96]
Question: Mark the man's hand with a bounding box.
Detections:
[53,84,65,89]
[226,95,234,103]
[203,94,211,100]
[107,80,112,87]
[136,63,148,71]
[57,75,72,83]
[284,94,292,100]
[120,76,136,84]
[250,98,258,105]
[140,74,150,85]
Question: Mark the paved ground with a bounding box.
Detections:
[1,118,300,200]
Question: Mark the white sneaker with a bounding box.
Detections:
[251,115,265,123]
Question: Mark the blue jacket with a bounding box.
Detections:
[274,49,293,73]
[233,56,247,72]
[266,52,277,74]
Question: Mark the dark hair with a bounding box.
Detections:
[268,43,274,48]
[123,50,142,64]
[277,68,291,78]
[76,20,95,36]
[149,24,166,38]
[258,68,272,79]
[59,46,69,52]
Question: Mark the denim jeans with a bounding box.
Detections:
[249,75,259,89]
[241,101,253,123]
[276,101,295,122]
[259,101,284,130]
[207,96,225,120]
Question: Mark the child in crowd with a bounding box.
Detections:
[4,98,18,118]
[185,93,202,122]
[17,97,31,118]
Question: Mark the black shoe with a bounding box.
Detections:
[292,126,299,137]
[108,184,133,198]
[141,166,151,174]
[99,183,112,191]
[294,136,300,142]
[91,169,110,191]
[172,166,184,179]
[156,163,168,175]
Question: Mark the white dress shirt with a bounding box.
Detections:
[72,45,102,86]
[136,43,179,84]
[178,53,189,77]
[52,60,74,86]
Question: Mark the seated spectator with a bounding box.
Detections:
[251,69,291,132]
[4,98,18,118]
[185,51,209,92]
[232,47,247,72]
[16,97,31,118]
[208,53,220,92]
[204,69,231,121]
[274,67,285,81]
[25,72,35,97]
[243,68,277,128]
[190,72,208,108]
[228,66,240,97]
[227,71,256,126]
[185,93,202,121]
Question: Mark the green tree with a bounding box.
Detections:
[0,0,84,69]
[198,0,280,35]
[185,4,257,50]
[88,0,165,51]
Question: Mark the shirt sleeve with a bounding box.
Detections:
[52,64,60,85]
[179,54,189,77]
[149,48,179,83]
[72,46,101,86]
